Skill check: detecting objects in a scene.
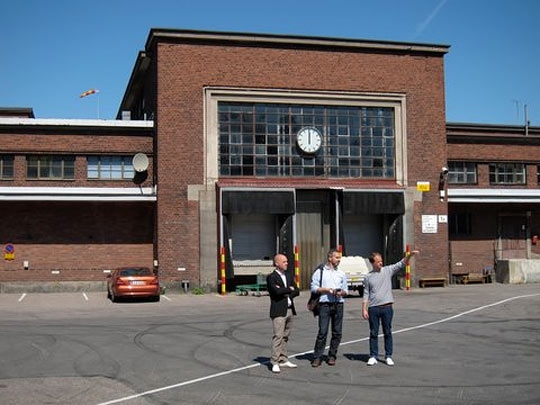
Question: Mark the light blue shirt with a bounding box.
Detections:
[310,264,348,303]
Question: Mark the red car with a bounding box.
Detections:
[107,267,160,302]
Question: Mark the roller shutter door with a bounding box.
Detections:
[230,214,275,260]
[342,214,382,256]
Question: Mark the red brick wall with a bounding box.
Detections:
[449,203,540,279]
[449,143,540,189]
[0,201,154,280]
[447,127,540,279]
[153,40,448,284]
[1,245,153,282]
[449,143,540,162]
[0,131,153,187]
[0,126,155,284]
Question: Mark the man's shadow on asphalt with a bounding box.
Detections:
[343,353,370,362]
[253,356,271,365]
[295,353,370,363]
[253,353,370,369]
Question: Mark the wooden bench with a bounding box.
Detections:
[419,277,447,288]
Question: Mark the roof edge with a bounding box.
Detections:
[146,28,450,55]
[0,117,154,128]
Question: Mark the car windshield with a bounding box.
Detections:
[119,268,152,277]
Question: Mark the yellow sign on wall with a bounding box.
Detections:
[416,181,431,192]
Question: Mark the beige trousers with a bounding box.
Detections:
[271,309,294,365]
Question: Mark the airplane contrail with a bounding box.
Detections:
[414,0,449,39]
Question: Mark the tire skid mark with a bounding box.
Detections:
[98,292,540,405]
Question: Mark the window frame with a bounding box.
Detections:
[204,88,407,187]
[489,163,526,185]
[447,161,477,184]
[0,155,14,179]
[26,155,75,180]
[87,156,135,180]
[217,102,396,179]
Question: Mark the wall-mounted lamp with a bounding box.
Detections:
[23,260,29,270]
[439,167,448,202]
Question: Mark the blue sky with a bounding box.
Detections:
[1,0,538,125]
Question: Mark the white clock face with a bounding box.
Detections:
[297,127,322,153]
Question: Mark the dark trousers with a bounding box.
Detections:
[368,304,394,358]
[313,302,343,360]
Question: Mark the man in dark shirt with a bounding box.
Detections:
[267,253,300,373]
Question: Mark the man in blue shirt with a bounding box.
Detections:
[310,249,348,367]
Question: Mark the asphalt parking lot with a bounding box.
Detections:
[1,283,539,405]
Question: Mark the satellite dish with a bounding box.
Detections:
[132,153,149,172]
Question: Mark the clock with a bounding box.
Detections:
[296,127,322,153]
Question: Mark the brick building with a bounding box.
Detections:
[0,108,155,289]
[118,28,449,291]
[1,29,538,292]
[447,122,540,283]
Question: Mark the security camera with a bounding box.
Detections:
[441,166,449,175]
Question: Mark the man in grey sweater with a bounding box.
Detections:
[362,250,419,366]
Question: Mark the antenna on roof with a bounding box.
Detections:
[525,103,529,136]
[513,100,530,136]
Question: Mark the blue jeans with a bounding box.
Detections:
[313,303,343,360]
[368,304,394,358]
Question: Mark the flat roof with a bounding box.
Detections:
[146,28,450,55]
[0,117,153,128]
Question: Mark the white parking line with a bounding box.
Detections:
[96,292,540,405]
[82,293,89,301]
[340,292,540,346]
[161,295,171,302]
[18,293,26,302]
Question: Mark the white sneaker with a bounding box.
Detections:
[279,360,298,368]
[367,357,378,366]
[271,364,281,373]
[386,357,394,366]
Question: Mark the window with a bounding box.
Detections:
[489,163,525,185]
[218,102,395,178]
[27,155,75,179]
[0,155,14,179]
[87,156,134,180]
[449,212,471,236]
[448,161,476,184]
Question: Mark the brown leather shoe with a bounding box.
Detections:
[311,358,322,367]
[327,357,336,366]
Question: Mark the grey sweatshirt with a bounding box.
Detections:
[363,259,405,307]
